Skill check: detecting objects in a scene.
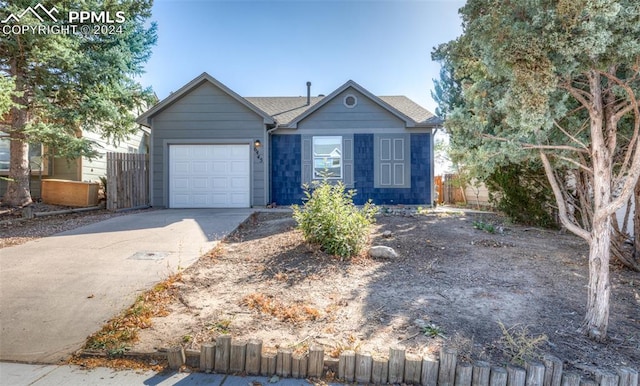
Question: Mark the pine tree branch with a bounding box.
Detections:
[481,133,590,153]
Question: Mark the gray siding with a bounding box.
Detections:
[150,81,267,207]
[297,88,406,131]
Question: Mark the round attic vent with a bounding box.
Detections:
[343,94,357,108]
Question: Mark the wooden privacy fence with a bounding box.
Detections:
[163,338,638,386]
[106,152,149,211]
[434,175,444,204]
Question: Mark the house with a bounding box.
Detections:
[136,72,441,208]
[0,127,149,199]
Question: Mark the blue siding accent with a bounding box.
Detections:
[271,135,304,205]
[352,133,431,205]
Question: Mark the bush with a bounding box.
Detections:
[292,180,377,259]
[485,162,558,228]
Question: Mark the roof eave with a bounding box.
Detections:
[287,80,416,129]
[136,72,275,127]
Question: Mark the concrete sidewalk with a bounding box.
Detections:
[0,209,253,364]
[0,362,318,386]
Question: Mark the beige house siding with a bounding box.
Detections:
[80,129,148,183]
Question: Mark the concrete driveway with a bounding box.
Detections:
[0,209,253,364]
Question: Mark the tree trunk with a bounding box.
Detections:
[581,214,611,341]
[2,106,32,207]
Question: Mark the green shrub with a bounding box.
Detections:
[292,180,377,258]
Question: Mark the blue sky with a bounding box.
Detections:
[137,0,466,114]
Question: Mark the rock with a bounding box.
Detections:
[413,318,428,329]
[382,230,393,238]
[369,245,398,259]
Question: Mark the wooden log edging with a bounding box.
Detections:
[158,340,637,386]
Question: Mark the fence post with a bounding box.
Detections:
[526,362,546,386]
[439,347,458,386]
[543,355,563,386]
[473,361,491,386]
[422,357,440,386]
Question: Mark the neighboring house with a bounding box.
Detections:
[136,72,441,208]
[0,127,149,198]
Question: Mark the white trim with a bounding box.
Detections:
[312,135,343,180]
[343,94,358,108]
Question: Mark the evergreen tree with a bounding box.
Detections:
[0,0,157,206]
[433,0,640,340]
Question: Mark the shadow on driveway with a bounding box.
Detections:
[0,208,253,364]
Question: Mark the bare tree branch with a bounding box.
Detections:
[540,151,591,241]
[554,120,589,150]
[556,155,593,173]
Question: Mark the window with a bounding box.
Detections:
[313,136,342,179]
[0,134,45,173]
[343,94,358,108]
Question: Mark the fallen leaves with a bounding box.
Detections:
[241,293,321,323]
[84,272,182,355]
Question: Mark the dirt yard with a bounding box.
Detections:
[130,209,639,374]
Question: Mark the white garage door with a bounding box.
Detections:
[169,144,250,208]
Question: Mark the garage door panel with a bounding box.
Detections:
[230,161,248,173]
[174,162,190,173]
[230,177,248,189]
[210,146,228,159]
[191,162,209,173]
[169,144,250,208]
[230,194,247,205]
[230,146,247,158]
[191,178,209,189]
[192,194,208,205]
[210,193,229,205]
[172,147,190,158]
[211,177,228,189]
[211,161,227,174]
[171,178,189,193]
[172,194,190,206]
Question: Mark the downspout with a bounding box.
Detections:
[431,124,440,207]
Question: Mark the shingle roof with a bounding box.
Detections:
[377,96,438,126]
[245,94,439,127]
[244,97,324,126]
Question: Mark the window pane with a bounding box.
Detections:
[29,143,43,171]
[313,136,342,179]
[0,137,9,171]
[0,136,43,172]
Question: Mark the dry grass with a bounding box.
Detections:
[328,334,362,358]
[497,321,548,365]
[84,273,182,356]
[241,292,321,323]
